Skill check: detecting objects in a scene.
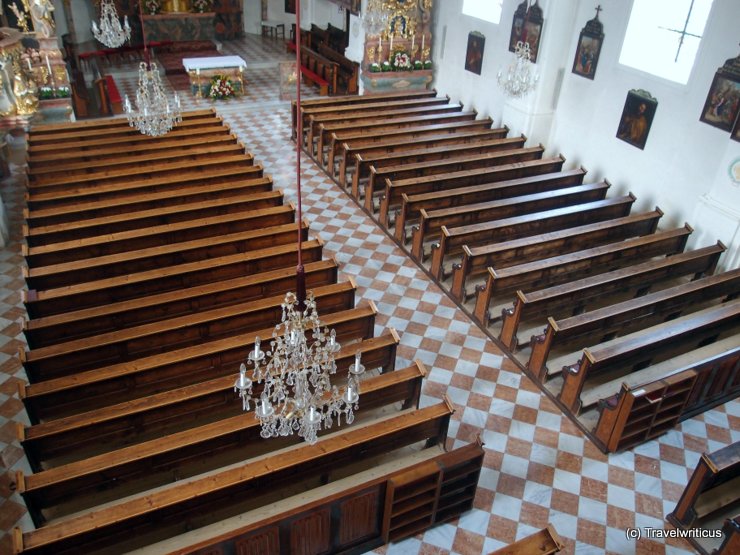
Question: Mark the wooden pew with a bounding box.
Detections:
[27,124,232,158]
[88,440,482,555]
[430,192,632,280]
[490,524,564,554]
[24,220,309,291]
[339,128,513,184]
[349,135,526,194]
[291,89,438,139]
[24,238,324,318]
[326,119,500,171]
[26,152,256,194]
[26,163,266,212]
[320,111,482,166]
[317,43,359,94]
[312,102,464,156]
[592,335,740,453]
[300,45,338,95]
[496,242,725,340]
[13,400,453,555]
[24,204,295,268]
[22,328,398,425]
[396,168,587,243]
[667,440,740,555]
[18,361,427,525]
[367,146,546,221]
[22,281,357,382]
[557,299,740,413]
[376,156,566,226]
[24,189,284,247]
[417,181,610,263]
[25,177,275,228]
[528,268,740,381]
[467,226,691,313]
[27,142,248,183]
[27,115,226,147]
[29,108,217,136]
[450,208,660,301]
[24,258,337,347]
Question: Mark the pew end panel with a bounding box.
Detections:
[489,523,565,554]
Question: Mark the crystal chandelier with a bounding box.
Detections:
[124,62,182,136]
[234,293,365,444]
[92,0,131,48]
[123,0,181,136]
[363,0,389,36]
[497,41,539,98]
[234,0,363,445]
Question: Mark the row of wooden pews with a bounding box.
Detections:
[288,23,358,95]
[294,91,740,453]
[12,109,484,554]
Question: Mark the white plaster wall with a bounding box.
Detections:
[243,0,262,34]
[266,0,344,30]
[70,0,95,43]
[433,0,740,263]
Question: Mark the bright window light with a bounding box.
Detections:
[619,0,713,84]
[462,0,503,25]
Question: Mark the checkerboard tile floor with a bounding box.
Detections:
[0,34,737,555]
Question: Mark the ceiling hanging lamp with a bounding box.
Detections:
[92,0,131,48]
[123,1,181,136]
[234,0,364,445]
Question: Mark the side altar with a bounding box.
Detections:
[361,0,434,94]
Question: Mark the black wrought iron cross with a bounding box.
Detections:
[658,0,703,62]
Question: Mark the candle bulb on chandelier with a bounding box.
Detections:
[253,337,261,359]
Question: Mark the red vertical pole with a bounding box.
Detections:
[295,0,306,309]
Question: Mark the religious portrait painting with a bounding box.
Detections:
[616,89,658,150]
[700,72,740,132]
[285,0,296,14]
[572,7,604,80]
[732,114,740,142]
[465,32,485,75]
[508,0,543,63]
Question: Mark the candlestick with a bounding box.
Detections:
[411,34,415,53]
[390,34,393,52]
[421,34,425,55]
[45,55,52,75]
[27,58,32,71]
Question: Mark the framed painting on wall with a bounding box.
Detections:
[732,114,740,142]
[572,7,604,80]
[700,72,740,132]
[285,0,296,14]
[616,89,658,150]
[465,32,485,75]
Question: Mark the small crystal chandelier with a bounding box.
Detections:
[234,0,363,445]
[497,41,539,98]
[123,1,181,136]
[124,62,182,136]
[92,0,131,48]
[363,0,389,36]
[234,293,365,444]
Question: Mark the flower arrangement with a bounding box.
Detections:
[424,60,433,69]
[56,86,71,98]
[414,60,423,70]
[369,62,381,73]
[144,0,161,15]
[391,51,412,71]
[192,0,212,12]
[209,74,235,100]
[381,60,392,72]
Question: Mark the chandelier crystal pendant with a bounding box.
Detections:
[497,40,539,98]
[124,62,182,136]
[234,292,365,445]
[92,0,131,48]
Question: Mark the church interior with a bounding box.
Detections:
[0,0,738,554]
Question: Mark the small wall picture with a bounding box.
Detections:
[572,7,604,80]
[616,89,658,150]
[700,72,740,132]
[285,0,296,14]
[465,32,485,75]
[732,115,740,142]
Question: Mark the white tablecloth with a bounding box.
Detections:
[182,56,247,71]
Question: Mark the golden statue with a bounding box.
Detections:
[0,70,18,117]
[28,0,56,39]
[12,61,38,115]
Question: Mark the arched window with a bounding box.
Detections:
[462,0,503,25]
[619,0,714,84]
